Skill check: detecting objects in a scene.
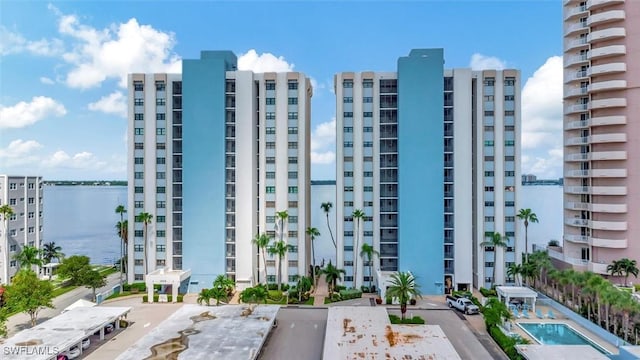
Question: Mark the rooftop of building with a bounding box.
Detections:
[515,345,608,360]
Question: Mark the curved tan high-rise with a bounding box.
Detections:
[561,0,640,274]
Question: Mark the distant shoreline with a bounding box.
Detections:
[44,180,127,186]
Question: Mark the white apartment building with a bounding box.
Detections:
[0,175,44,284]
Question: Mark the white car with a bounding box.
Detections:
[81,337,90,350]
[105,323,115,333]
[64,346,81,359]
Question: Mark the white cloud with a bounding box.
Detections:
[0,139,43,159]
[0,26,64,56]
[0,96,67,129]
[42,150,107,170]
[469,53,507,70]
[40,77,55,85]
[88,91,127,117]
[311,117,336,164]
[521,56,564,178]
[49,6,181,89]
[237,49,295,73]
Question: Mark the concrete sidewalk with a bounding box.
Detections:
[312,276,329,306]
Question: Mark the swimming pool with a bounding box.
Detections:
[518,323,610,354]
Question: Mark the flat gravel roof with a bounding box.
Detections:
[115,304,280,360]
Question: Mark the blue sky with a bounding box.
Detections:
[1,1,564,180]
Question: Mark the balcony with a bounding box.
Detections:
[565,201,589,210]
[588,80,627,93]
[565,153,588,161]
[589,133,626,143]
[565,118,589,130]
[564,234,589,243]
[588,27,626,43]
[565,86,588,98]
[564,21,590,36]
[591,168,626,177]
[547,247,564,261]
[590,150,626,161]
[564,103,589,114]
[587,63,626,76]
[566,136,589,146]
[565,169,590,178]
[587,0,624,10]
[591,186,626,195]
[565,256,589,266]
[564,70,589,83]
[565,4,588,20]
[589,45,626,60]
[565,186,589,194]
[591,203,627,213]
[566,37,589,51]
[590,115,626,127]
[590,237,627,248]
[588,261,609,274]
[588,10,625,26]
[565,218,589,227]
[590,220,627,231]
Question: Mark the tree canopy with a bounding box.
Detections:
[4,270,54,327]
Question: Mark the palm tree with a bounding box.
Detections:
[0,204,14,284]
[352,209,365,289]
[607,259,624,283]
[13,245,43,270]
[115,205,127,288]
[252,233,271,285]
[507,263,523,286]
[306,227,320,279]
[386,272,421,320]
[135,212,153,275]
[41,242,64,264]
[517,208,538,264]
[240,285,268,304]
[480,232,508,287]
[197,288,213,306]
[617,258,639,287]
[115,220,128,272]
[268,240,290,291]
[321,202,336,257]
[213,274,235,296]
[321,261,345,293]
[360,243,379,290]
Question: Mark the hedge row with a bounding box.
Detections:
[389,314,425,324]
[142,294,184,303]
[339,289,363,300]
[488,325,523,360]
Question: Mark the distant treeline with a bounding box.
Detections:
[44,180,127,186]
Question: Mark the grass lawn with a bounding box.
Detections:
[51,284,77,298]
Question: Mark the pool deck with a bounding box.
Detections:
[508,304,618,355]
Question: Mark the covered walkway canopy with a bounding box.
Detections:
[145,268,191,303]
[496,286,538,313]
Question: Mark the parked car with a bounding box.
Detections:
[104,323,114,333]
[446,295,480,315]
[81,337,90,350]
[56,355,68,360]
[64,346,81,359]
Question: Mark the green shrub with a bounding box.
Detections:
[386,296,392,305]
[389,314,426,324]
[479,287,497,297]
[548,239,560,247]
[142,294,183,303]
[453,290,472,298]
[335,285,347,292]
[488,325,524,360]
[124,282,147,292]
[339,289,362,300]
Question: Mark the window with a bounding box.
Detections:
[288,186,298,193]
[288,81,298,90]
[343,81,353,88]
[363,112,373,117]
[156,81,166,91]
[344,141,353,147]
[157,142,166,149]
[134,99,144,106]
[134,245,144,252]
[135,274,144,281]
[265,112,276,120]
[266,157,275,164]
[156,98,166,106]
[266,127,276,134]
[266,172,275,179]
[157,245,166,252]
[156,113,166,121]
[288,171,297,179]
[157,157,166,164]
[288,127,298,134]
[28,226,34,233]
[157,186,166,193]
[343,97,353,103]
[363,141,373,147]
[484,95,494,101]
[135,201,144,208]
[484,111,494,116]
[344,127,353,133]
[266,98,276,105]
[266,186,276,193]
[504,78,516,86]
[9,214,16,220]
[364,186,373,192]
[484,78,495,86]
[28,197,34,204]
[265,81,276,90]
[484,171,494,177]
[9,199,16,205]
[135,128,144,135]
[288,157,297,164]
[157,216,166,223]
[134,259,144,266]
[10,260,16,268]
[266,142,276,149]
[134,81,144,91]
[266,216,275,223]
[363,126,373,132]
[156,128,165,135]
[28,212,34,219]
[9,244,16,252]
[363,97,373,103]
[135,113,144,121]
[288,142,298,149]
[288,246,298,253]
[485,262,495,267]
[505,216,515,222]
[484,186,494,192]
[344,201,354,207]
[344,171,353,177]
[135,157,144,164]
[485,201,494,207]
[343,112,353,118]
[156,230,166,237]
[505,171,515,177]
[505,201,515,207]
[344,186,353,192]
[156,259,166,266]
[484,140,494,146]
[135,142,144,149]
[505,95,515,101]
[505,140,515,146]
[363,80,373,88]
[364,172,373,177]
[505,110,515,116]
[157,201,166,208]
[289,216,298,223]
[484,216,494,222]
[288,112,298,120]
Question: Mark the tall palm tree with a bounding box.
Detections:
[321,261,345,293]
[41,242,64,278]
[517,208,538,264]
[115,220,128,272]
[352,209,365,289]
[607,259,624,282]
[360,243,379,289]
[13,245,43,270]
[617,258,639,287]
[480,232,508,287]
[321,202,336,257]
[252,233,271,285]
[0,204,14,284]
[306,227,320,279]
[507,263,523,286]
[268,240,290,291]
[386,272,421,320]
[135,212,153,275]
[115,205,127,288]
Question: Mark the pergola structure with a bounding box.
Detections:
[145,268,191,303]
[496,286,538,313]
